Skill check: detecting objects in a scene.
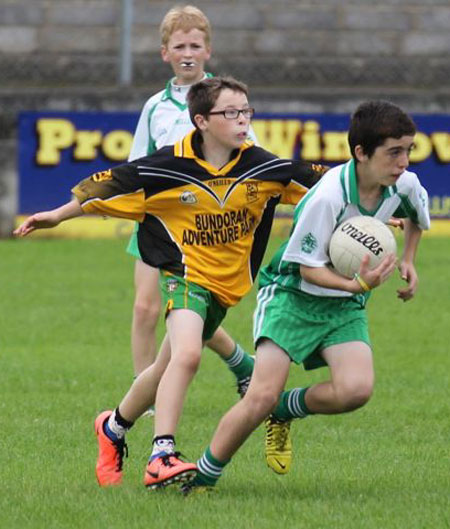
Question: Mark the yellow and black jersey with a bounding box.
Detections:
[72,130,326,307]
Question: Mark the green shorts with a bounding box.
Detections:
[126,223,141,259]
[253,285,371,370]
[159,273,227,341]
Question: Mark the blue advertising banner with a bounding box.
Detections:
[19,112,137,213]
[18,111,450,217]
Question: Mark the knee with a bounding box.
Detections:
[133,298,161,327]
[336,380,373,412]
[245,387,280,420]
[174,348,202,375]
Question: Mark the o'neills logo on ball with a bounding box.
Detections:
[340,222,384,256]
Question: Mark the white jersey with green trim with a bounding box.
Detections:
[261,159,430,298]
[128,78,196,161]
[128,75,258,162]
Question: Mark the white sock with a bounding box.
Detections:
[151,437,175,457]
[107,411,127,440]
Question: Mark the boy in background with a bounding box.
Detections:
[128,6,256,398]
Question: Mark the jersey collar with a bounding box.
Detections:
[174,130,254,176]
[340,159,396,209]
[161,72,214,110]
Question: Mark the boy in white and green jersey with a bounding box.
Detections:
[255,146,429,372]
[127,6,256,399]
[186,100,430,493]
[128,74,213,162]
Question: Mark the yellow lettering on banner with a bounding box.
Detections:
[300,120,322,160]
[74,130,102,160]
[33,117,448,168]
[409,132,432,163]
[252,119,301,158]
[431,133,450,162]
[429,196,450,217]
[36,119,75,165]
[102,130,133,161]
[322,132,350,161]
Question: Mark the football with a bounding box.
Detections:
[329,216,397,278]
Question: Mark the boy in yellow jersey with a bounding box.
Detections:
[128,6,257,399]
[15,77,327,490]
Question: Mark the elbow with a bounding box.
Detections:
[299,264,314,282]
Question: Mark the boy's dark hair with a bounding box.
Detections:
[187,76,249,126]
[348,100,416,159]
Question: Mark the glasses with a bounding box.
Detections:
[208,108,255,120]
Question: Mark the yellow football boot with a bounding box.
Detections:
[264,416,292,474]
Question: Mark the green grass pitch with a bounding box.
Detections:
[1,235,449,529]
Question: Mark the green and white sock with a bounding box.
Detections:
[272,387,314,421]
[194,446,230,487]
[225,343,254,381]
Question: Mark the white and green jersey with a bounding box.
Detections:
[128,74,258,161]
[128,76,211,161]
[260,159,430,298]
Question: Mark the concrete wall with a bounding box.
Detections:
[1,0,449,234]
[1,0,449,104]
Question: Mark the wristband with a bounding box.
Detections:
[354,273,371,292]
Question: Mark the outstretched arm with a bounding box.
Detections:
[293,160,329,188]
[13,198,83,237]
[397,218,422,302]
